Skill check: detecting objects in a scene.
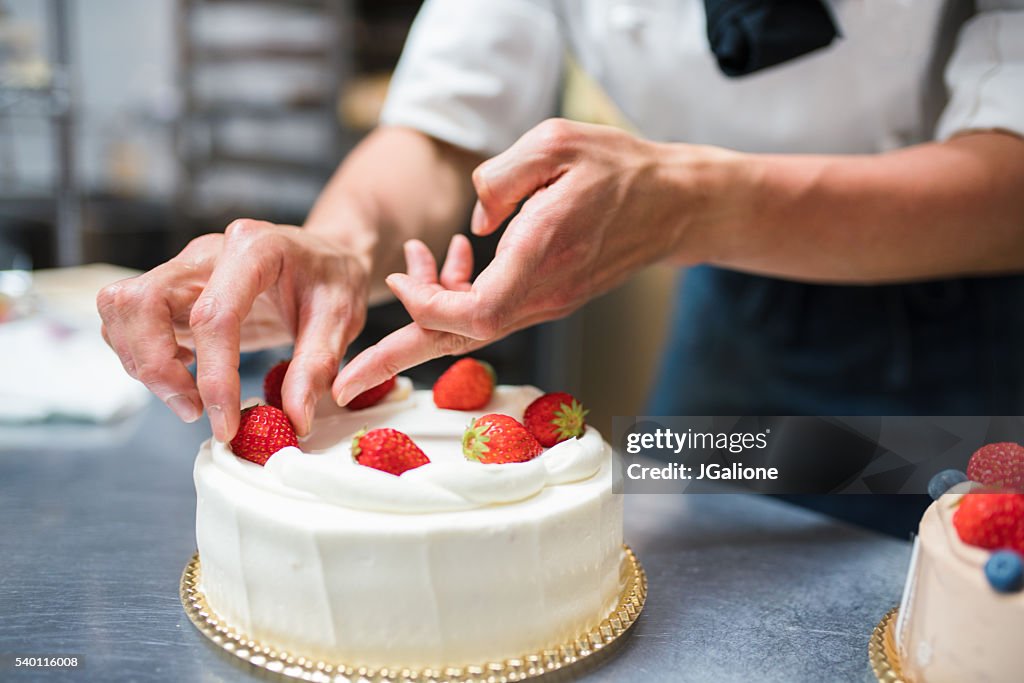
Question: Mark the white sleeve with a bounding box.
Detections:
[936,1,1024,139]
[379,0,563,156]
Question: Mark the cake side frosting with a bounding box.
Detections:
[899,495,1024,683]
[193,383,625,668]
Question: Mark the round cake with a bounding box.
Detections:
[193,378,624,669]
[896,490,1023,682]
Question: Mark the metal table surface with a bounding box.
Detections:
[0,389,911,683]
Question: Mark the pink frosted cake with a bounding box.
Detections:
[895,444,1024,682]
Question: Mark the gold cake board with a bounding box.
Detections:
[869,607,907,683]
[181,545,647,682]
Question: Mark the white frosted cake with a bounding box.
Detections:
[896,492,1023,682]
[193,379,624,669]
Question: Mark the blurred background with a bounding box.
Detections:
[0,0,676,434]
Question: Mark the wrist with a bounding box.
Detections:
[656,142,757,266]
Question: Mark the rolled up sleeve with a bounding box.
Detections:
[936,1,1024,140]
[379,0,563,156]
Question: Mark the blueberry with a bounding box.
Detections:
[985,551,1024,593]
[927,469,968,500]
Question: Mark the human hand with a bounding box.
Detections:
[98,219,369,440]
[333,118,733,403]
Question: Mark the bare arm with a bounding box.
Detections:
[305,126,482,301]
[707,131,1024,282]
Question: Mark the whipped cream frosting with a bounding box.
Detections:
[203,380,608,513]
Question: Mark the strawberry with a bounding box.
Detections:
[967,442,1024,490]
[229,405,299,466]
[463,414,544,464]
[263,359,290,410]
[433,358,495,410]
[524,392,589,447]
[346,376,397,410]
[953,492,1024,555]
[351,427,429,475]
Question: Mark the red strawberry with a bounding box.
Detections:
[524,392,589,447]
[463,414,544,464]
[229,405,299,466]
[433,358,495,410]
[967,442,1024,490]
[346,376,397,410]
[953,492,1024,555]
[351,428,430,476]
[263,360,290,409]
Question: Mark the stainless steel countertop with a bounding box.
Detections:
[0,389,910,682]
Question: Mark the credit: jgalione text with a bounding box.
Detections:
[625,461,780,481]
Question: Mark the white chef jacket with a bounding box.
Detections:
[380,0,1024,156]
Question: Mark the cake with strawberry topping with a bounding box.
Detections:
[895,443,1024,682]
[192,359,622,669]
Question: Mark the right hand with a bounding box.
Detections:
[97,219,369,441]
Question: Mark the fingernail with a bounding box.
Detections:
[470,203,485,235]
[167,395,200,423]
[385,273,407,293]
[208,405,228,441]
[336,385,353,407]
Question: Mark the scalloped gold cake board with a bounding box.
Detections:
[181,545,646,682]
[869,607,907,683]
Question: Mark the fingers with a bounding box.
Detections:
[403,239,439,284]
[470,118,577,236]
[385,274,486,337]
[332,323,479,406]
[439,234,474,291]
[97,234,222,424]
[286,291,363,436]
[190,220,281,441]
[387,236,478,335]
[389,231,531,339]
[97,279,202,422]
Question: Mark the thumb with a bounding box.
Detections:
[470,118,576,236]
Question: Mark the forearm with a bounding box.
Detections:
[304,126,482,301]
[696,131,1024,283]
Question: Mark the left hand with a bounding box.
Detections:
[333,118,737,404]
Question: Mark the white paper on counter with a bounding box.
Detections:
[0,317,151,423]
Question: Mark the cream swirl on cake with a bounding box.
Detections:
[201,380,607,513]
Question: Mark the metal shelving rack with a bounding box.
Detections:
[0,0,81,267]
[173,0,355,221]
